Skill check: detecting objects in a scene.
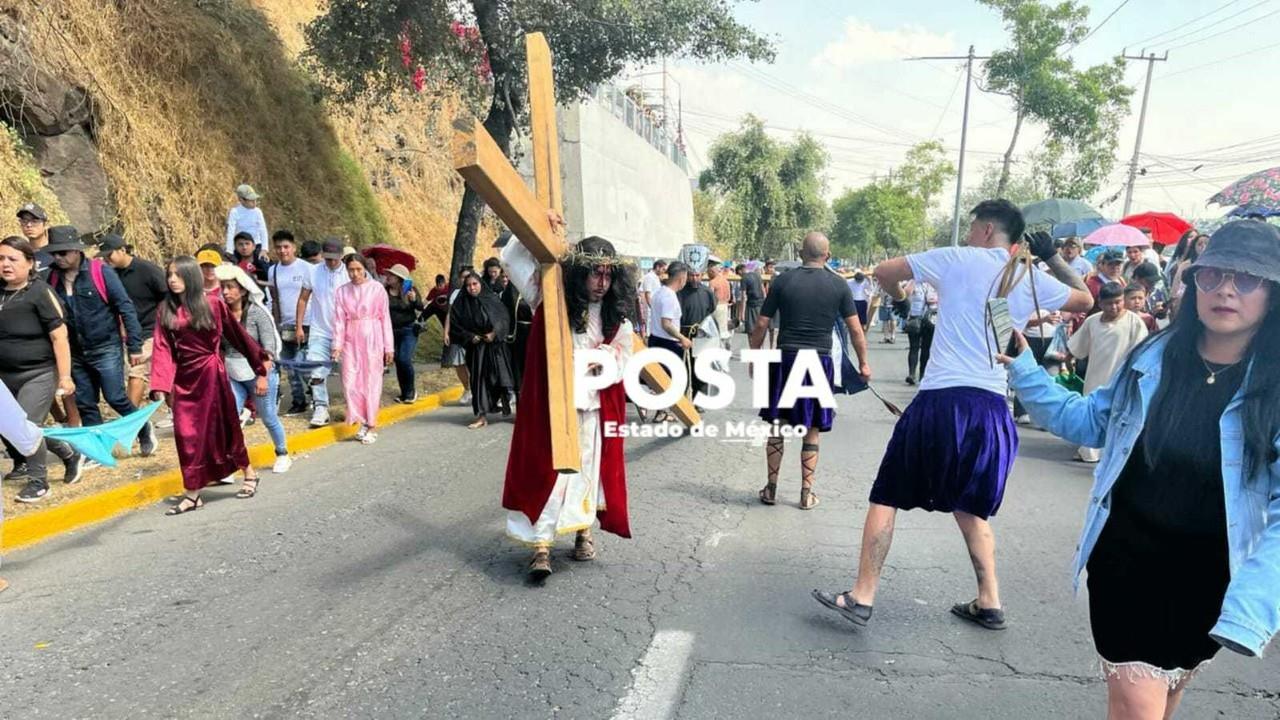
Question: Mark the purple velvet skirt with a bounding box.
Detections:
[869,387,1017,519]
[757,350,836,432]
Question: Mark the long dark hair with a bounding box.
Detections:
[158,256,214,332]
[1170,229,1197,264]
[562,236,635,338]
[1140,275,1280,476]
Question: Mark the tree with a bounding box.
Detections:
[829,140,954,255]
[697,116,829,258]
[979,0,1132,197]
[306,1,773,281]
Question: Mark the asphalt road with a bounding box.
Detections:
[2,340,1277,719]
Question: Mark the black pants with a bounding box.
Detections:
[1012,336,1053,417]
[1,367,76,482]
[905,317,935,379]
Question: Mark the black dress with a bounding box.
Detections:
[1086,360,1245,673]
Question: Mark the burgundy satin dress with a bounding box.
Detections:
[151,298,265,490]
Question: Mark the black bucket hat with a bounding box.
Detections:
[1193,220,1280,284]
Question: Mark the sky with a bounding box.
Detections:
[624,0,1280,222]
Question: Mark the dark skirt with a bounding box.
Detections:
[743,303,762,333]
[757,349,836,432]
[465,341,515,416]
[854,300,869,327]
[868,387,1017,519]
[1086,520,1229,673]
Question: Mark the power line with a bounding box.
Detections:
[1161,38,1280,77]
[1165,6,1280,50]
[1149,0,1271,49]
[1122,0,1245,48]
[1071,0,1132,50]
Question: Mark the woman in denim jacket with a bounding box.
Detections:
[1001,220,1280,720]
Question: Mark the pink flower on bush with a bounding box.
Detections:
[412,66,427,93]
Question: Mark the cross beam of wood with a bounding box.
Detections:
[453,33,699,474]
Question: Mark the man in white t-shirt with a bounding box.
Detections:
[813,199,1093,631]
[295,238,351,427]
[638,259,667,337]
[1060,237,1092,276]
[267,230,312,415]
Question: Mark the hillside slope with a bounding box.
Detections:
[0,0,488,275]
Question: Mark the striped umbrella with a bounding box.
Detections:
[1209,167,1280,210]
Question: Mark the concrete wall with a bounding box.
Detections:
[557,98,692,261]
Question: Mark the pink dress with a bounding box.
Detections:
[333,280,394,427]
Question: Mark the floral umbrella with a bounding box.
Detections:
[1209,166,1280,210]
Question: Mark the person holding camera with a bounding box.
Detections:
[384,263,425,403]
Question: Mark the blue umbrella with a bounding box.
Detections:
[1051,217,1110,239]
[1227,204,1280,218]
[1022,199,1103,226]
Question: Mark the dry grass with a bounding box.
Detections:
[0,124,67,234]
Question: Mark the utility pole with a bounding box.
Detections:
[909,46,989,246]
[1122,51,1168,216]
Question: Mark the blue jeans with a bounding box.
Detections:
[230,370,287,455]
[73,345,137,426]
[278,336,308,408]
[393,326,418,400]
[304,334,334,409]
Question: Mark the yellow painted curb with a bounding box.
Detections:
[1,385,465,552]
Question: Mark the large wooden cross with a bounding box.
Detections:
[453,33,699,473]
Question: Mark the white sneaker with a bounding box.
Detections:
[309,406,330,428]
[272,455,293,474]
[1015,414,1031,425]
[239,408,253,427]
[360,431,378,445]
[354,425,368,441]
[459,390,472,405]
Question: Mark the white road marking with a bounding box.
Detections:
[611,630,695,720]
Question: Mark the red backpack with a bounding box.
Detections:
[50,258,109,302]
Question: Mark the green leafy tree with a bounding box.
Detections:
[698,116,829,259]
[829,140,955,255]
[306,0,773,281]
[979,0,1132,197]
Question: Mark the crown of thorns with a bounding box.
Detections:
[561,249,634,268]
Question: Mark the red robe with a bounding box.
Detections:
[151,298,266,490]
[502,306,631,538]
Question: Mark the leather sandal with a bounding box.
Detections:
[572,531,597,561]
[799,487,821,510]
[236,477,259,499]
[528,547,552,581]
[759,482,777,505]
[166,495,203,515]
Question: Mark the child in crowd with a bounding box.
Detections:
[1066,282,1149,462]
[1124,283,1160,334]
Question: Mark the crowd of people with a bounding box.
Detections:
[2,187,1277,718]
[0,187,486,510]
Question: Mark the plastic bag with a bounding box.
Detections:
[1044,324,1070,363]
[1054,371,1084,395]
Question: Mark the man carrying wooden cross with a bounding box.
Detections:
[454,32,697,582]
[501,232,636,579]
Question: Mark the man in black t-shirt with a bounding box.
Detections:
[99,235,167,413]
[752,233,870,510]
[739,266,765,335]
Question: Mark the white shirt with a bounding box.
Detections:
[640,270,662,299]
[302,262,350,339]
[648,285,682,341]
[268,259,311,327]
[1068,255,1093,276]
[848,279,870,302]
[225,205,269,253]
[909,246,1071,395]
[908,282,937,317]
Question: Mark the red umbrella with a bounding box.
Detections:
[360,244,417,275]
[1118,212,1192,246]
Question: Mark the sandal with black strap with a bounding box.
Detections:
[799,487,821,510]
[528,547,552,581]
[236,477,259,499]
[572,530,597,561]
[758,482,777,505]
[166,495,203,516]
[811,589,873,627]
[950,599,1007,630]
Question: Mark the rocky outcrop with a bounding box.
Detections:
[0,10,111,231]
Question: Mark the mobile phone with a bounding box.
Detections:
[987,297,1016,359]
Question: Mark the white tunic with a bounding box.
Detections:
[500,240,634,545]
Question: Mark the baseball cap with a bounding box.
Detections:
[196,249,224,266]
[17,202,47,222]
[1099,250,1124,264]
[235,184,260,201]
[321,238,343,260]
[97,234,127,257]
